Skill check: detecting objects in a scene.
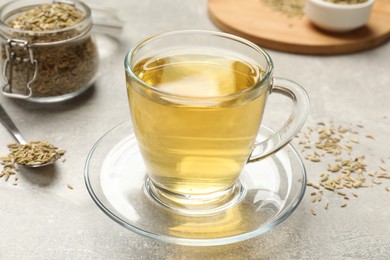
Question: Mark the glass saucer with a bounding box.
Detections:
[84,121,307,246]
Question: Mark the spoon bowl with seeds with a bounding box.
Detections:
[0,104,64,168]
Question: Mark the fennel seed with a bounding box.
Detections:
[298,121,389,216]
[1,141,66,183]
[1,3,98,98]
[261,0,305,17]
[337,191,346,196]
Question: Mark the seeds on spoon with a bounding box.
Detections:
[1,141,66,183]
[7,141,65,166]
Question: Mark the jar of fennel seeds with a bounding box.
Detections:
[0,0,99,103]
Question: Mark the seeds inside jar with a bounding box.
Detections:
[0,2,99,100]
[8,4,85,31]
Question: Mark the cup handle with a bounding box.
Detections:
[248,77,310,163]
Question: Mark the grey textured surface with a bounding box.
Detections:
[1,0,390,259]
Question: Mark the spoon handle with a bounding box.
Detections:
[0,104,27,144]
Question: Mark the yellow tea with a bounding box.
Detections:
[127,50,267,196]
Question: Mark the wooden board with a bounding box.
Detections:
[208,0,390,55]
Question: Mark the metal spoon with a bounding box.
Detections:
[0,103,57,167]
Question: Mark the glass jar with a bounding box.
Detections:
[0,0,99,103]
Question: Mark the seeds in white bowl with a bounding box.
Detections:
[304,0,375,32]
[323,0,368,4]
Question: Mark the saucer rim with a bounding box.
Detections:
[84,120,307,246]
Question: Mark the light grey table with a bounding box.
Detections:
[1,0,389,259]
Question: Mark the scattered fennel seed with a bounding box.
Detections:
[299,121,389,216]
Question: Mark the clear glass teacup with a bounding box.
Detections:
[125,30,309,215]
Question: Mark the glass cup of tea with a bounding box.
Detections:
[124,30,309,215]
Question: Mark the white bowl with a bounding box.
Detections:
[304,0,376,32]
